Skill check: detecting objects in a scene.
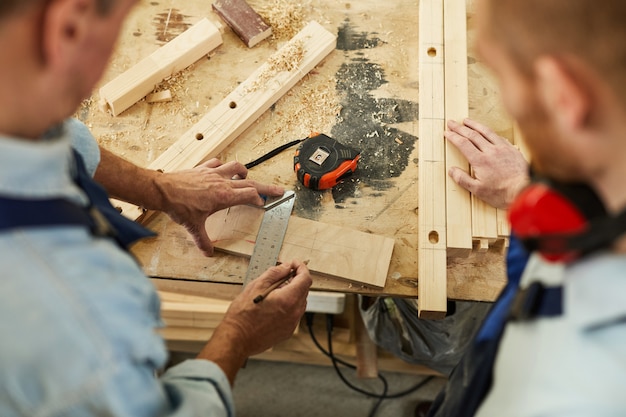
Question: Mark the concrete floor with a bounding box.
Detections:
[230,359,445,417]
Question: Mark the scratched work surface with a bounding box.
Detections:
[80,0,509,301]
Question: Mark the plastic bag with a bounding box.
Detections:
[360,297,491,375]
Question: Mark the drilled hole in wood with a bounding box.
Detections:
[229,101,237,109]
[428,231,439,244]
[427,47,437,57]
[195,133,204,140]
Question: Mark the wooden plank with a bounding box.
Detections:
[212,0,272,48]
[471,197,498,241]
[99,18,223,116]
[418,0,447,319]
[115,21,337,221]
[205,205,395,288]
[443,0,472,258]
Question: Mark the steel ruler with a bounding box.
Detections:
[243,191,296,286]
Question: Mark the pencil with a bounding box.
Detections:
[253,269,296,304]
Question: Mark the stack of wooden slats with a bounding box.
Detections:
[418,0,518,318]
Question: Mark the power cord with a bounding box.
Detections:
[244,138,305,169]
[305,313,435,417]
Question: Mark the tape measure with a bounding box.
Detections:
[293,133,361,190]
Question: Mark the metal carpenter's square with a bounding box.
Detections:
[243,190,296,286]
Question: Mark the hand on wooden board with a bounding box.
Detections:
[445,118,529,209]
[197,260,312,385]
[155,158,285,256]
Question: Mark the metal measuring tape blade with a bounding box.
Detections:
[243,191,296,286]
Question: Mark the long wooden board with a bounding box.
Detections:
[443,0,473,258]
[99,18,223,116]
[115,21,337,221]
[418,0,448,319]
[205,205,395,288]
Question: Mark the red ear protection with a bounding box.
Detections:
[508,177,610,262]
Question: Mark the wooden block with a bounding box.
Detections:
[114,21,336,221]
[418,0,447,319]
[146,90,173,103]
[471,196,499,240]
[513,122,531,162]
[443,0,472,258]
[99,18,223,116]
[212,0,272,48]
[206,204,395,288]
[496,207,510,238]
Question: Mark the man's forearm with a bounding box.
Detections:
[196,322,249,386]
[94,146,165,210]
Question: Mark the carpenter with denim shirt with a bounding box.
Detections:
[0,1,311,415]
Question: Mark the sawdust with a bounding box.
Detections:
[254,74,341,149]
[245,39,306,93]
[256,0,307,41]
[151,65,202,125]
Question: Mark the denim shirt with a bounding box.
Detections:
[0,120,234,417]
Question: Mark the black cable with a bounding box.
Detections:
[244,138,305,169]
[305,313,435,416]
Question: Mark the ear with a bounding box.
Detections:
[534,56,592,132]
[41,0,93,69]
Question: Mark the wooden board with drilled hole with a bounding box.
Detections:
[418,0,448,319]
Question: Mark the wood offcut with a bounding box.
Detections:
[212,0,272,48]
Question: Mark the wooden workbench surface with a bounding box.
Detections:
[80,0,510,303]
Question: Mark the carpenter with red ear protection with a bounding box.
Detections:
[508,170,626,262]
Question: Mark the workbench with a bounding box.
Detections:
[80,0,513,372]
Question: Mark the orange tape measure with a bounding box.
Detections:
[294,133,361,190]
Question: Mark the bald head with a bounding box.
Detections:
[485,0,626,105]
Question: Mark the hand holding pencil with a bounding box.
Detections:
[253,260,310,304]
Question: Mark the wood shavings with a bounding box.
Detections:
[254,74,341,148]
[268,39,305,72]
[256,0,307,41]
[245,39,306,93]
[153,65,192,95]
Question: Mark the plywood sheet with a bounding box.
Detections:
[206,205,395,288]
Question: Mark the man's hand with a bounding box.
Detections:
[445,119,529,209]
[197,260,312,384]
[153,158,284,256]
[96,146,285,256]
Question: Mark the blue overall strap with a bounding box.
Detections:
[509,281,563,320]
[70,149,156,248]
[0,151,155,249]
[0,198,93,230]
